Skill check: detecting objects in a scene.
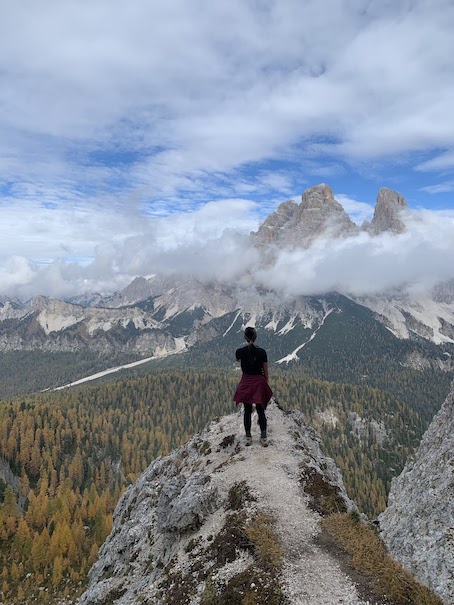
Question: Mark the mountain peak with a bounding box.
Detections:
[300,182,335,208]
[370,187,408,234]
[254,183,358,248]
[254,200,298,245]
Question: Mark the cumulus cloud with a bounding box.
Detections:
[0,198,262,298]
[335,195,374,225]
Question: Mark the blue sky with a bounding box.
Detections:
[1,0,454,298]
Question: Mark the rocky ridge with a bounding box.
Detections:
[379,382,454,604]
[253,183,408,248]
[78,403,373,605]
[254,183,359,247]
[2,276,454,360]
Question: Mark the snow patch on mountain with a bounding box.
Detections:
[277,315,299,335]
[353,295,454,344]
[222,310,242,337]
[277,308,334,364]
[52,338,187,390]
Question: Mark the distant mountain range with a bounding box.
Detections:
[1,184,453,386]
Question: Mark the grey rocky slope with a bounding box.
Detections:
[79,403,374,605]
[379,382,454,604]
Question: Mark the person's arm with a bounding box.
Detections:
[263,362,269,382]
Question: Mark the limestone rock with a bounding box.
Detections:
[369,187,408,235]
[155,472,219,533]
[254,200,299,245]
[294,184,358,246]
[379,383,454,604]
[253,183,358,248]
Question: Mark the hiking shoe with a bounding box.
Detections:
[245,436,253,446]
[260,436,269,447]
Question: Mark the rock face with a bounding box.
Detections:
[379,383,454,604]
[254,184,358,248]
[254,199,299,246]
[369,187,408,235]
[253,183,409,249]
[79,404,368,605]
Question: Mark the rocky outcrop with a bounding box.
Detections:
[79,404,367,605]
[253,184,358,248]
[253,183,410,249]
[254,200,299,245]
[294,184,359,245]
[369,187,408,235]
[379,383,454,604]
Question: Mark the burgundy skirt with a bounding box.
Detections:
[233,374,273,407]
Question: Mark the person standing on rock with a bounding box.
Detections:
[233,327,273,447]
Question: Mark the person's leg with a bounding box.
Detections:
[243,403,253,436]
[256,405,267,437]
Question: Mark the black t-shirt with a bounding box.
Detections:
[236,345,268,375]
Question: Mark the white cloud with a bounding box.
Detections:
[416,150,454,172]
[420,181,454,194]
[3,199,454,301]
[335,195,374,224]
[1,0,454,207]
[255,211,454,297]
[0,197,262,298]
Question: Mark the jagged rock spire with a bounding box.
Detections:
[370,187,408,235]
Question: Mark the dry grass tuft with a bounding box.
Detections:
[323,513,443,605]
[202,511,286,605]
[246,513,284,572]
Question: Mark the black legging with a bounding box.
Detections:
[243,403,267,435]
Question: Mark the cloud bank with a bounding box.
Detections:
[2,199,454,301]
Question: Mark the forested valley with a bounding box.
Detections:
[0,367,441,604]
[0,351,141,397]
